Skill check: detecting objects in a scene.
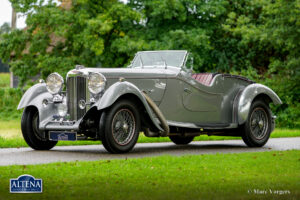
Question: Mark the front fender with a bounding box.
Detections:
[17,83,49,110]
[17,83,55,129]
[93,81,163,131]
[238,83,282,124]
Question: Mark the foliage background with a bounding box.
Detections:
[0,0,299,128]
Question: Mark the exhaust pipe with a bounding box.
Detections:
[142,92,169,136]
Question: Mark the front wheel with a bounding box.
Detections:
[21,107,57,150]
[169,135,194,145]
[241,100,272,147]
[100,100,141,153]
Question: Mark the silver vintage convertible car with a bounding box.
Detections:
[18,50,282,153]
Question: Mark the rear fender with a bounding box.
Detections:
[237,83,282,124]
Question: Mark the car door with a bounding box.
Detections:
[181,84,221,112]
[159,71,224,124]
[181,81,223,124]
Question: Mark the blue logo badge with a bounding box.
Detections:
[10,174,42,193]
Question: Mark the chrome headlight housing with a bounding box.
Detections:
[46,73,64,95]
[88,72,106,94]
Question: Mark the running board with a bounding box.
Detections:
[167,120,238,130]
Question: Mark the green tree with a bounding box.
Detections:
[124,0,228,72]
[0,0,141,85]
[0,0,299,127]
[0,23,11,36]
[221,0,300,127]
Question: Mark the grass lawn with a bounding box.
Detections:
[0,150,299,200]
[0,120,299,148]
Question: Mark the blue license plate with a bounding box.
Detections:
[49,131,77,141]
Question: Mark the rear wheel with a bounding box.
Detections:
[100,100,140,153]
[169,135,194,145]
[21,107,57,150]
[241,100,272,147]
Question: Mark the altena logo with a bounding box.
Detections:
[10,174,42,193]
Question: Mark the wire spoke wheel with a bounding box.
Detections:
[101,100,140,153]
[242,99,272,147]
[111,109,136,146]
[249,107,268,140]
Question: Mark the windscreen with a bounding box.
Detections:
[131,51,187,68]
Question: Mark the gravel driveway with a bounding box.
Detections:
[0,137,299,166]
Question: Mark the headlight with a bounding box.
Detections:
[88,72,106,94]
[46,73,64,94]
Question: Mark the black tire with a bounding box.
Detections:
[241,100,272,147]
[169,135,194,145]
[21,107,57,150]
[100,100,141,153]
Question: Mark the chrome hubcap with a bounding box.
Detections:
[123,123,129,132]
[258,120,264,129]
[250,107,268,140]
[111,109,135,146]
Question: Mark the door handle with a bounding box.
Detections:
[184,88,192,94]
[143,89,154,94]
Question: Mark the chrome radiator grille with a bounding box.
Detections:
[67,76,90,120]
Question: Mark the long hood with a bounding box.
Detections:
[67,67,179,79]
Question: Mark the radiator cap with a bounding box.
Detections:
[75,65,85,70]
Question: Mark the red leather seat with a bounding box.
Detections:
[191,73,214,86]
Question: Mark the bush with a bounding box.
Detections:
[274,104,300,128]
[0,88,23,120]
